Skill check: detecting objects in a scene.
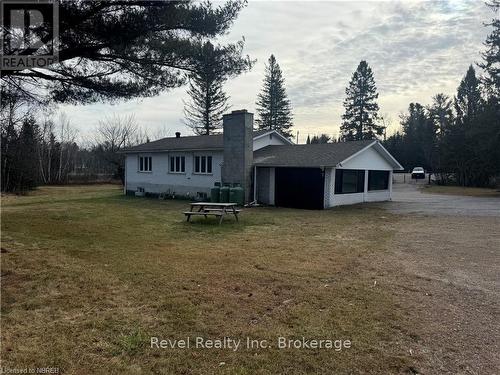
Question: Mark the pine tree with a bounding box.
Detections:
[255,55,293,137]
[184,42,229,135]
[454,65,483,122]
[479,1,500,97]
[340,60,383,141]
[428,93,454,137]
[1,1,250,105]
[310,134,332,144]
[184,41,253,135]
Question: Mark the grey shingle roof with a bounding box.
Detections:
[121,130,272,153]
[253,140,376,167]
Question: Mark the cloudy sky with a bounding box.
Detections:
[59,0,492,143]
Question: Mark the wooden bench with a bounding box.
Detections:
[184,211,224,221]
[202,208,241,213]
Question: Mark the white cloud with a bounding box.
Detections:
[58,0,491,142]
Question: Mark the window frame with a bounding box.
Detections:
[368,170,390,191]
[138,156,152,173]
[334,169,365,194]
[168,155,186,174]
[193,154,213,175]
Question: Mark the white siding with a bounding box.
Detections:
[255,167,275,205]
[253,133,289,151]
[125,151,223,196]
[340,146,393,171]
[325,145,395,208]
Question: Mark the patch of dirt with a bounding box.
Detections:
[377,215,500,374]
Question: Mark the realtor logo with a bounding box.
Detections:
[0,0,59,70]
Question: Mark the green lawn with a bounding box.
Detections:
[1,185,414,374]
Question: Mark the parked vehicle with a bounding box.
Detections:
[411,167,426,179]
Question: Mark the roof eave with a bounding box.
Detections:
[119,147,224,154]
[253,130,294,145]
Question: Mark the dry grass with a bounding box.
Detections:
[2,185,417,374]
[421,185,500,197]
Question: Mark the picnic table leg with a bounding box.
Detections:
[218,211,224,225]
[186,214,191,222]
[232,206,239,222]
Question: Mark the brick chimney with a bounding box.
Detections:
[222,110,253,203]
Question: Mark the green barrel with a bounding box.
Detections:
[229,184,245,206]
[219,185,230,203]
[210,186,220,202]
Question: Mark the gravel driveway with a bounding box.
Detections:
[386,183,500,217]
[378,183,500,374]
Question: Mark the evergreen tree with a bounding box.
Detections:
[479,1,500,97]
[184,41,252,135]
[306,135,311,144]
[341,60,383,141]
[428,93,454,137]
[310,134,332,144]
[454,65,483,122]
[1,1,250,105]
[16,117,40,191]
[255,55,293,137]
[399,103,435,170]
[428,94,454,181]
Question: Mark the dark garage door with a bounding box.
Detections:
[275,167,325,209]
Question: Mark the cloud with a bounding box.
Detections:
[59,0,492,141]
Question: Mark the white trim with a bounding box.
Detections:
[253,130,294,145]
[373,142,404,170]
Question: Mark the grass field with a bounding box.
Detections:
[421,184,500,197]
[4,184,489,374]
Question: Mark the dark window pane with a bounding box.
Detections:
[175,156,180,172]
[170,157,174,172]
[201,156,206,173]
[368,170,389,190]
[334,169,343,193]
[181,157,185,172]
[149,157,152,171]
[342,171,358,193]
[140,157,143,171]
[335,169,365,194]
[207,156,212,173]
[357,170,365,193]
[195,156,200,173]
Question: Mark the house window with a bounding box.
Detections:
[194,155,213,174]
[138,156,152,172]
[334,169,364,194]
[169,156,185,173]
[368,170,389,191]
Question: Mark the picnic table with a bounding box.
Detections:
[184,202,240,224]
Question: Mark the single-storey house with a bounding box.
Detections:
[121,110,403,209]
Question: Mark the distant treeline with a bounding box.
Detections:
[0,104,155,193]
[384,66,500,187]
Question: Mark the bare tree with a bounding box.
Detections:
[96,114,138,151]
[94,114,139,183]
[151,123,173,141]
